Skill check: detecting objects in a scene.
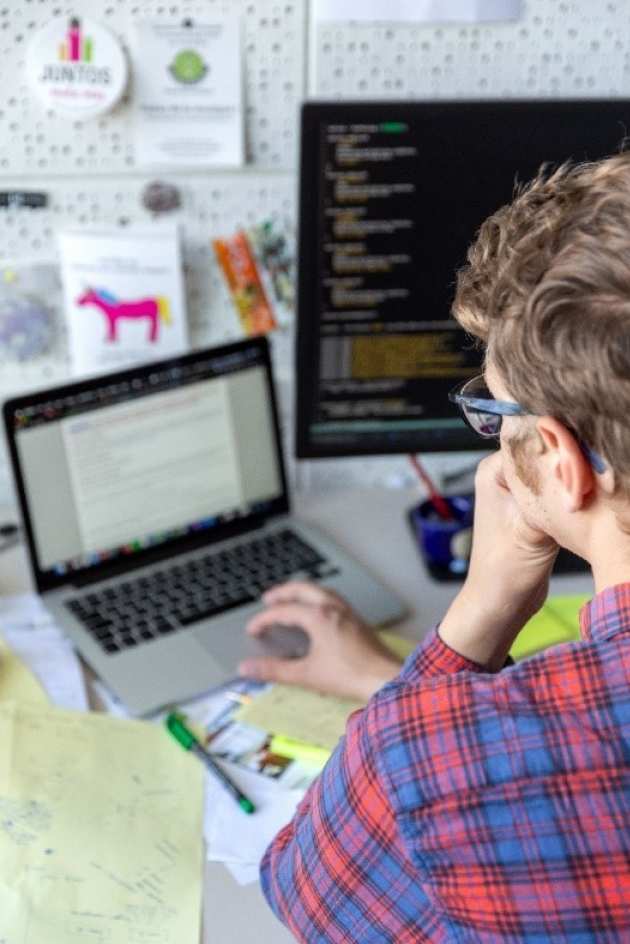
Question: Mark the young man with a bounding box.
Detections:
[239,156,630,941]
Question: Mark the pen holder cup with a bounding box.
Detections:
[407,493,474,582]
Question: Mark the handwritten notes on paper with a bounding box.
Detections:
[0,702,204,944]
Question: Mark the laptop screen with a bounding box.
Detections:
[5,338,288,591]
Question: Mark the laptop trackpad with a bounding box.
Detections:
[194,611,252,672]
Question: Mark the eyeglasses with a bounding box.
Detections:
[449,374,607,474]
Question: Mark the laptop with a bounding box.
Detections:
[3,337,404,715]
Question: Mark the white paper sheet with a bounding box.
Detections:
[205,759,303,871]
[0,594,88,711]
[132,19,244,167]
[312,0,521,23]
[225,862,261,886]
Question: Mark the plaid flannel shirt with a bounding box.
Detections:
[260,583,630,942]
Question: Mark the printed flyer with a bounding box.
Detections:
[59,226,189,375]
[132,18,244,167]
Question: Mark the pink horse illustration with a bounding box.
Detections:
[76,287,172,343]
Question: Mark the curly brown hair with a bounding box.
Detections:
[453,152,630,486]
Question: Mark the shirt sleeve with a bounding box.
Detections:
[260,625,489,942]
[397,624,513,682]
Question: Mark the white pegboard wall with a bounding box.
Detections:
[312,0,630,99]
[0,0,305,173]
[0,171,296,347]
[0,173,302,510]
[3,1,630,497]
[0,171,298,484]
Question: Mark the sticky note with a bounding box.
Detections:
[510,594,589,661]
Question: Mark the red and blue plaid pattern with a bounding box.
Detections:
[261,583,630,942]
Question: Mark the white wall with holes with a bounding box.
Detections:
[0,0,628,497]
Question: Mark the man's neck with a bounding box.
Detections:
[588,540,630,595]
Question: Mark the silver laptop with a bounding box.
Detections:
[4,337,404,715]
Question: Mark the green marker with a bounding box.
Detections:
[166,712,256,815]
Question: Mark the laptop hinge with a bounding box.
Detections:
[68,514,269,589]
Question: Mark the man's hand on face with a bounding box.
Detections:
[440,451,560,670]
[238,581,403,702]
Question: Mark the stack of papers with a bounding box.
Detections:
[92,675,312,884]
[0,635,47,706]
[0,700,204,942]
[0,593,87,711]
[0,590,591,896]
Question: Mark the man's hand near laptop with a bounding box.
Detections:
[239,451,560,700]
[238,580,402,702]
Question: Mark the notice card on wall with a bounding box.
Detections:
[132,19,244,167]
[59,226,189,376]
[312,0,521,23]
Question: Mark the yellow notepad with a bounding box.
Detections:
[237,684,364,753]
[0,701,204,944]
[379,628,416,662]
[0,636,48,706]
[237,630,416,753]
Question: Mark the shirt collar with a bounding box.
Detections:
[579,582,630,642]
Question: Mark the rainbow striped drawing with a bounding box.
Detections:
[76,287,172,343]
[58,18,93,63]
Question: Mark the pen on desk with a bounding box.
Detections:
[408,454,453,521]
[165,711,256,815]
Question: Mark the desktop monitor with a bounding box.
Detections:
[296,99,630,458]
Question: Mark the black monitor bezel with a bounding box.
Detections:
[4,336,290,594]
[295,98,629,458]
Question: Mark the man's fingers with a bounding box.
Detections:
[246,603,317,638]
[237,656,302,686]
[263,580,348,609]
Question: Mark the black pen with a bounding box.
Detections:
[165,711,256,815]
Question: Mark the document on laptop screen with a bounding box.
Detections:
[61,378,242,555]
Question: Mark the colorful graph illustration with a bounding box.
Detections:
[76,288,172,343]
[59,18,93,63]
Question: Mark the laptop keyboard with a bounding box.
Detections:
[64,529,339,655]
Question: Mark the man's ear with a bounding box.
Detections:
[535,417,596,511]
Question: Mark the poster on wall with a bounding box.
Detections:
[131,19,244,167]
[26,16,128,119]
[59,227,189,376]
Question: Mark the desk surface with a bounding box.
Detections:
[0,487,595,944]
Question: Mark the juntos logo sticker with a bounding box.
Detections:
[27,16,128,118]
